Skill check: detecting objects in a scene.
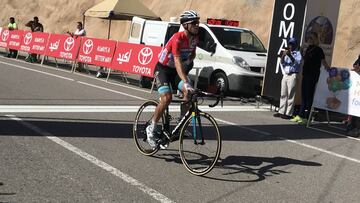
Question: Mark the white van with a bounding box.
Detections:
[129,17,267,96]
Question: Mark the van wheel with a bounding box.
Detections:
[212,72,228,93]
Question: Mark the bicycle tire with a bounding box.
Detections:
[179,112,221,176]
[133,100,164,156]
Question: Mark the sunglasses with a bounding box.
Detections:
[188,20,200,25]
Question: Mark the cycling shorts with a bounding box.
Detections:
[154,62,192,94]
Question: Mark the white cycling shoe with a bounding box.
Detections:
[146,125,169,149]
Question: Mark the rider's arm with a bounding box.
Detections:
[174,56,189,82]
[172,34,190,83]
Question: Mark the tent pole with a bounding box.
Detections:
[83,11,86,29]
[107,19,112,39]
[82,14,86,29]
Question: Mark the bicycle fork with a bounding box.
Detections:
[192,112,204,145]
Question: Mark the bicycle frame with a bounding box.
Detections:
[162,99,202,142]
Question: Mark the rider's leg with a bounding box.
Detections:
[178,80,191,118]
[146,90,172,148]
[152,92,172,128]
[178,63,193,117]
[147,63,175,148]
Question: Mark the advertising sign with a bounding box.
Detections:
[111,42,161,77]
[0,29,10,48]
[302,0,341,66]
[20,31,49,54]
[262,0,307,100]
[77,37,117,67]
[44,34,81,61]
[7,30,24,50]
[313,68,360,117]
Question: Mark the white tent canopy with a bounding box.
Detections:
[84,0,160,20]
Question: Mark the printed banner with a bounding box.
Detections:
[0,29,10,48]
[44,34,81,61]
[313,68,360,117]
[77,37,117,68]
[20,31,49,54]
[7,30,24,50]
[302,0,341,66]
[262,0,307,100]
[110,42,161,77]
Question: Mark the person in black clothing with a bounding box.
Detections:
[25,17,44,63]
[293,32,330,124]
[347,54,360,137]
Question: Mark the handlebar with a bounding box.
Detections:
[182,89,224,108]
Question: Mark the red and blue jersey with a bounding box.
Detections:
[158,31,198,68]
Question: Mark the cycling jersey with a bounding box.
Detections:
[158,31,198,68]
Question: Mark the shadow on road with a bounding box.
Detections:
[151,150,321,182]
[209,155,321,182]
[0,116,348,142]
[0,182,16,196]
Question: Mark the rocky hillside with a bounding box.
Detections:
[1,0,359,67]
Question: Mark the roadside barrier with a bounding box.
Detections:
[0,29,161,91]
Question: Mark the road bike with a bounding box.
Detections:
[133,89,223,176]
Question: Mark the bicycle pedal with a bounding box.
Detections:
[159,143,169,149]
[157,138,169,149]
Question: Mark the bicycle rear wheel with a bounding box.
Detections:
[133,100,164,156]
[179,112,221,176]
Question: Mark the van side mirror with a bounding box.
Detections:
[206,42,216,55]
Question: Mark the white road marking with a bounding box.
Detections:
[0,60,74,81]
[283,139,360,163]
[0,105,269,113]
[77,81,147,101]
[307,126,360,141]
[0,57,151,93]
[215,118,360,164]
[6,114,174,203]
[215,118,272,136]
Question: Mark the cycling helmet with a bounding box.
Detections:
[180,10,200,24]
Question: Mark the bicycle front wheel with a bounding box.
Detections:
[133,100,163,156]
[179,112,221,176]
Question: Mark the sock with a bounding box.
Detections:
[150,120,157,133]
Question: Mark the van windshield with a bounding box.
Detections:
[210,27,267,53]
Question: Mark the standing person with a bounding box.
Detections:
[67,22,86,72]
[31,16,44,32]
[146,10,200,148]
[25,17,44,63]
[291,32,330,124]
[7,17,18,58]
[273,38,302,119]
[67,22,86,38]
[347,54,360,137]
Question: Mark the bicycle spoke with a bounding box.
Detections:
[179,112,221,175]
[133,100,162,156]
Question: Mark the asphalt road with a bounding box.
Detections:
[0,54,359,203]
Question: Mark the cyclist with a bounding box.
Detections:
[146,10,200,148]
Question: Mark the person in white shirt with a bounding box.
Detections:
[67,22,86,72]
[67,22,86,38]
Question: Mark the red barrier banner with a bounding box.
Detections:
[44,34,81,61]
[0,29,9,48]
[6,30,23,50]
[20,31,49,55]
[77,37,116,68]
[111,42,161,77]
